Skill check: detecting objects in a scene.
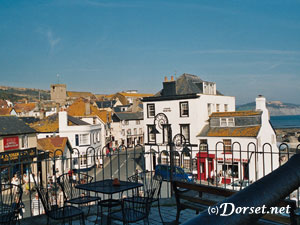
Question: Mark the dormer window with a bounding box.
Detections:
[220,118,235,127]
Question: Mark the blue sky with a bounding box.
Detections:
[0,0,299,104]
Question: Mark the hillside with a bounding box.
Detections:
[237,101,300,116]
[0,86,50,102]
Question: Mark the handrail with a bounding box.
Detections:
[183,154,300,225]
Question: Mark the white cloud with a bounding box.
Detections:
[46,30,61,50]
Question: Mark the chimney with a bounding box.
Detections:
[85,102,91,115]
[256,95,269,121]
[162,76,176,96]
[164,76,168,82]
[59,111,68,131]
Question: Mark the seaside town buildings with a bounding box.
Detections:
[142,73,279,184]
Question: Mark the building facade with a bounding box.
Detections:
[142,74,235,174]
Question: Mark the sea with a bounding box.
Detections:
[270,115,300,129]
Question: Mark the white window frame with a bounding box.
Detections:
[79,133,90,146]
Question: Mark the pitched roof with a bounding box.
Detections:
[210,111,262,117]
[14,103,36,113]
[113,112,143,121]
[118,92,153,98]
[95,100,117,108]
[197,125,261,137]
[154,73,223,97]
[37,136,71,157]
[0,107,13,115]
[67,91,94,98]
[29,113,89,133]
[67,98,111,123]
[0,99,8,107]
[0,116,36,136]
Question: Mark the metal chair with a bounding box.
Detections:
[108,189,156,225]
[32,174,85,225]
[57,173,101,214]
[0,183,23,225]
[128,171,163,223]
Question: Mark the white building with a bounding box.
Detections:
[142,74,235,173]
[111,112,144,148]
[32,111,102,170]
[196,96,279,184]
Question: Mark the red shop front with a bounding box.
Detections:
[196,152,215,181]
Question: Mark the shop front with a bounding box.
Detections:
[196,152,215,181]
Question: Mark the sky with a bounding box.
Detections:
[0,0,300,105]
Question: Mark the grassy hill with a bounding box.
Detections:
[0,86,50,102]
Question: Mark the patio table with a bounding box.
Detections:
[76,179,143,224]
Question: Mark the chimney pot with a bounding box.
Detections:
[171,76,174,81]
[164,76,168,82]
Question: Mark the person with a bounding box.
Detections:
[210,170,215,184]
[11,174,20,193]
[23,173,29,195]
[12,196,25,219]
[218,170,222,185]
[31,193,44,216]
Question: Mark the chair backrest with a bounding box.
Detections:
[128,171,162,200]
[0,183,23,224]
[57,172,93,200]
[32,174,50,214]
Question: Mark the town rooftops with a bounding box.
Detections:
[0,116,36,136]
[0,99,8,108]
[67,98,111,123]
[210,111,262,117]
[197,125,261,137]
[0,107,13,116]
[113,112,143,121]
[37,136,72,157]
[197,110,263,137]
[14,103,36,113]
[95,100,117,108]
[67,91,94,98]
[29,113,89,133]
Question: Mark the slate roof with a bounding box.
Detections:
[197,125,261,137]
[0,116,36,136]
[95,100,117,108]
[154,73,223,97]
[210,111,262,117]
[113,112,143,121]
[19,117,40,124]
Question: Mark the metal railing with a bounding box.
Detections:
[0,141,299,220]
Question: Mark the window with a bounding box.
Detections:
[136,120,140,125]
[182,151,191,169]
[162,124,171,144]
[216,104,220,112]
[220,118,235,127]
[97,132,100,142]
[21,135,28,148]
[93,133,97,144]
[147,104,155,118]
[134,128,137,135]
[180,102,189,117]
[224,104,228,112]
[79,134,90,146]
[124,120,129,125]
[139,128,143,135]
[147,125,156,143]
[122,129,125,136]
[223,139,232,152]
[199,139,208,151]
[127,129,132,135]
[75,134,79,146]
[180,124,190,143]
[80,154,87,166]
[207,103,212,115]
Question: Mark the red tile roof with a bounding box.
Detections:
[37,136,70,157]
[206,126,261,137]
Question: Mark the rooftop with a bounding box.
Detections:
[0,116,36,136]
